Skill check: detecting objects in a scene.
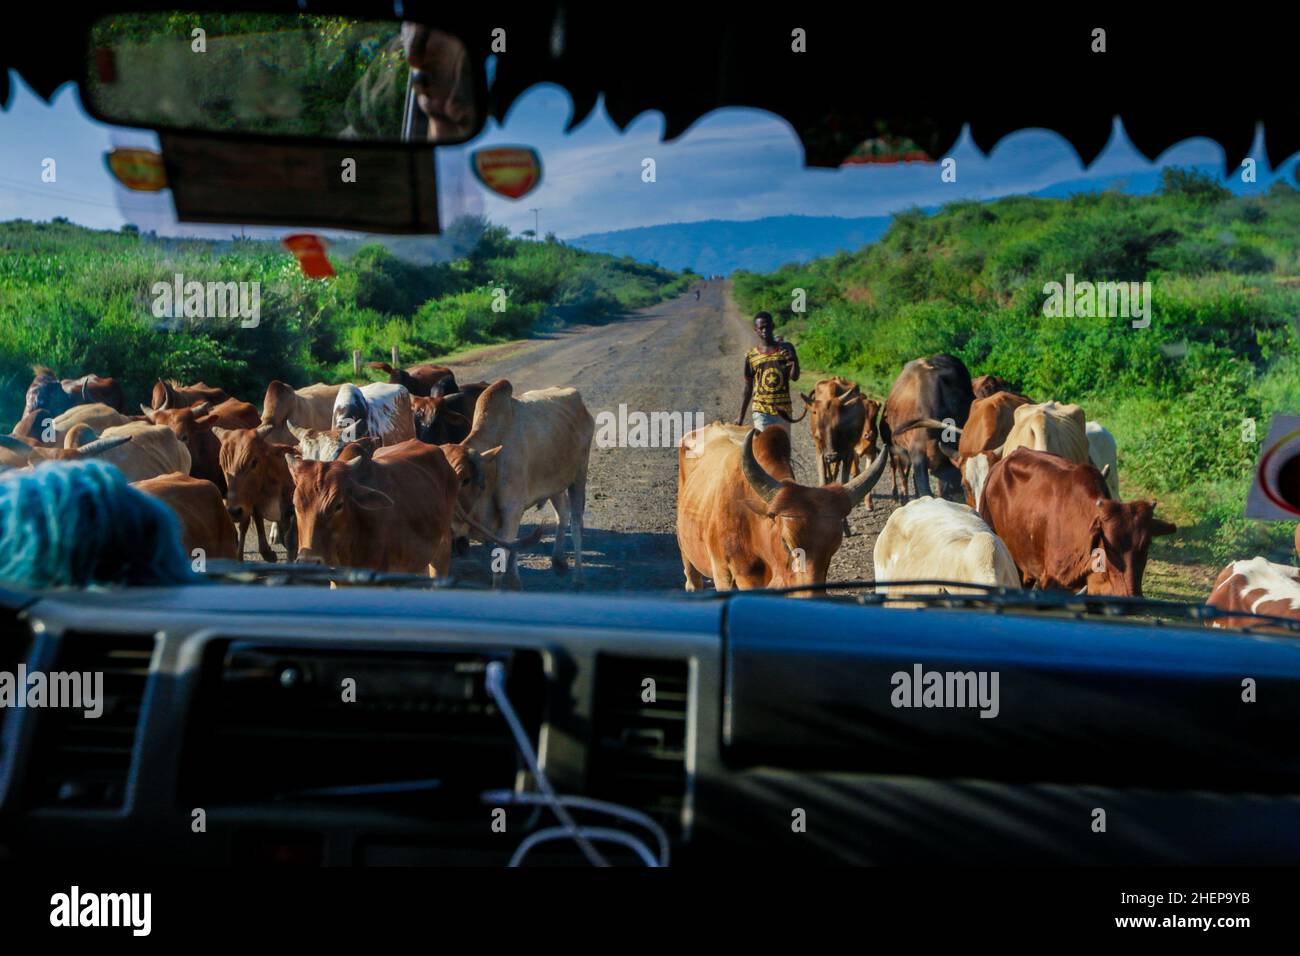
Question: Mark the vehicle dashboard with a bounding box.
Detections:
[3,586,1300,866]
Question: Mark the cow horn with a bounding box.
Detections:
[287,421,311,444]
[779,406,808,424]
[0,435,35,460]
[158,381,171,410]
[441,391,463,403]
[741,430,784,504]
[75,435,132,458]
[1100,463,1111,480]
[842,438,890,507]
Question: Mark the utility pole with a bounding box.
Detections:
[530,208,540,239]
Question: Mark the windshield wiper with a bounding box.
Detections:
[202,559,485,590]
[700,578,1300,636]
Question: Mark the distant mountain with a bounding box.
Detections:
[567,164,1265,276]
[569,215,894,276]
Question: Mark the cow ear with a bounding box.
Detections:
[211,426,231,443]
[283,452,303,476]
[740,498,773,519]
[349,483,395,511]
[139,403,156,421]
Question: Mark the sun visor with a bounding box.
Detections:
[158,133,440,234]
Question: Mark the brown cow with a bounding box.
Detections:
[142,398,260,492]
[800,377,867,485]
[150,379,229,410]
[971,374,1018,400]
[881,354,974,501]
[366,361,458,398]
[212,425,298,562]
[676,424,887,594]
[978,448,1174,596]
[24,366,126,417]
[259,380,342,447]
[286,438,461,575]
[134,472,239,560]
[10,402,134,443]
[1206,557,1300,631]
[412,382,488,445]
[950,390,1031,507]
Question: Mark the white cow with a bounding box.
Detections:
[1085,421,1120,499]
[330,382,416,446]
[873,496,1021,598]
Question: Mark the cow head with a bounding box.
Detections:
[801,380,867,481]
[11,405,54,440]
[439,442,503,550]
[284,454,395,567]
[740,429,886,593]
[212,425,296,522]
[412,394,471,445]
[1084,498,1177,597]
[25,368,73,417]
[287,421,351,462]
[141,402,216,452]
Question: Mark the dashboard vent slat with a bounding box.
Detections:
[25,633,155,810]
[589,655,690,840]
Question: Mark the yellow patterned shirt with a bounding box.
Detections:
[747,346,793,416]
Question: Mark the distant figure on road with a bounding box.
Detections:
[736,311,800,431]
[695,289,700,300]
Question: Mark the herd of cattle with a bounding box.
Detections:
[2,357,1299,632]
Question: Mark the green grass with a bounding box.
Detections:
[734,171,1300,598]
[0,217,692,430]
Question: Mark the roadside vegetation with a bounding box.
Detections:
[0,216,692,430]
[734,170,1300,593]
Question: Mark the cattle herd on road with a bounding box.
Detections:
[2,353,1299,630]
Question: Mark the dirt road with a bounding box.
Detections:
[435,278,903,591]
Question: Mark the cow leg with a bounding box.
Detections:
[548,494,571,575]
[682,555,704,591]
[567,478,586,585]
[710,558,734,591]
[282,509,298,563]
[837,457,854,535]
[252,512,276,563]
[492,503,525,590]
[237,517,251,560]
[910,449,932,499]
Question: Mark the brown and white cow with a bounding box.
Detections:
[331,383,416,446]
[1205,557,1300,631]
[286,438,460,575]
[801,377,871,486]
[676,423,886,594]
[150,379,229,411]
[445,380,593,588]
[259,381,343,447]
[881,354,974,501]
[133,472,239,560]
[366,361,458,397]
[24,366,126,418]
[142,398,261,492]
[948,390,1031,508]
[978,447,1174,596]
[212,425,298,562]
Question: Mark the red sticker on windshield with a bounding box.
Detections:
[471,146,542,200]
[282,233,335,279]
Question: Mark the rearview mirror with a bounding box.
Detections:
[84,12,484,145]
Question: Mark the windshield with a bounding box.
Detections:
[3,40,1300,632]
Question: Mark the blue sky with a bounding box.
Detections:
[2,68,1296,240]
